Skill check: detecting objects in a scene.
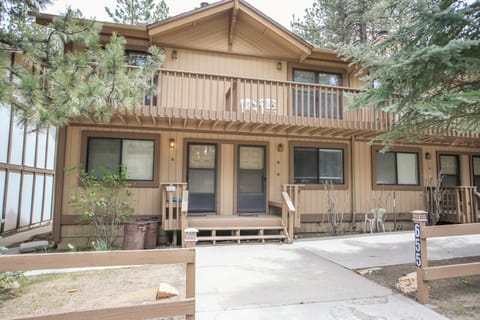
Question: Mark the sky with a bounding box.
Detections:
[44,0,314,30]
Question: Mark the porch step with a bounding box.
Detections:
[197,234,286,242]
[187,215,288,245]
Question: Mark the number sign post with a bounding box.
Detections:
[412,210,428,304]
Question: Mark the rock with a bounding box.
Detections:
[19,240,49,253]
[156,283,179,300]
[356,267,383,276]
[396,272,417,294]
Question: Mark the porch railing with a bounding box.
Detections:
[426,186,479,223]
[160,183,188,228]
[281,191,296,244]
[282,184,304,229]
[131,68,396,131]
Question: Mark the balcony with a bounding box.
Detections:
[110,68,479,142]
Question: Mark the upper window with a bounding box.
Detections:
[294,146,344,184]
[127,51,157,107]
[375,150,419,186]
[439,154,460,186]
[293,70,343,86]
[292,69,343,119]
[87,137,155,182]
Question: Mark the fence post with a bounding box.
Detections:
[184,228,198,248]
[412,210,429,304]
[184,228,197,320]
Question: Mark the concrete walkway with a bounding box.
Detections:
[296,231,480,269]
[195,234,456,320]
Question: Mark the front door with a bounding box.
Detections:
[237,145,266,214]
[187,143,217,213]
[473,156,480,208]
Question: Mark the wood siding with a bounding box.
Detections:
[59,123,480,245]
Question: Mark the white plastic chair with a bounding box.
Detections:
[375,208,386,232]
[240,98,258,112]
[364,208,386,233]
[258,98,277,114]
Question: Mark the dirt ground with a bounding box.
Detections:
[0,264,186,320]
[359,256,480,320]
[1,253,479,319]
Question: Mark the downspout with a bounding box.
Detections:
[351,135,356,229]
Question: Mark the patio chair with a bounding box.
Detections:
[375,208,386,232]
[258,98,277,114]
[240,98,258,112]
[364,208,386,233]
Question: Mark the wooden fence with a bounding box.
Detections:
[413,217,480,304]
[0,248,196,319]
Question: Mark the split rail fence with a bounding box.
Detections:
[0,248,196,319]
[413,219,480,304]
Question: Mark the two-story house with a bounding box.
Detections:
[36,0,479,248]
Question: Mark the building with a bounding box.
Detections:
[35,0,479,247]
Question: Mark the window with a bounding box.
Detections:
[127,51,157,107]
[292,69,343,119]
[473,156,480,188]
[294,147,344,184]
[375,150,419,186]
[439,154,460,186]
[85,135,158,185]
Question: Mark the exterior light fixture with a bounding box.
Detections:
[276,61,282,70]
[277,143,284,152]
[425,152,431,160]
[171,49,178,60]
[169,138,175,148]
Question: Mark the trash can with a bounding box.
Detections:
[144,219,160,249]
[123,221,147,250]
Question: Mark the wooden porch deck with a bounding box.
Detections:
[187,215,287,245]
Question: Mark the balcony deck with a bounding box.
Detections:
[79,68,480,144]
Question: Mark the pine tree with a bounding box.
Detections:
[0,0,165,129]
[105,0,170,25]
[339,0,480,146]
[291,0,384,49]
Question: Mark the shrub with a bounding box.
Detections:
[69,168,133,250]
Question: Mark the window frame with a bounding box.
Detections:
[371,146,422,191]
[289,141,349,190]
[81,131,160,188]
[437,153,461,187]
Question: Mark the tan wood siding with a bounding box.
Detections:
[162,48,287,80]
[59,124,480,245]
[220,144,234,215]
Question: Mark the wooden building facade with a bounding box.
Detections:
[36,0,480,247]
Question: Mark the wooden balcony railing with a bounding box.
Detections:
[128,68,396,131]
[426,186,479,224]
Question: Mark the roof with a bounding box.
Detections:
[34,0,344,63]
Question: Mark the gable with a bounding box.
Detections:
[148,0,312,61]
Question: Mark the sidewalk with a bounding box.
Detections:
[295,231,480,269]
[195,234,454,319]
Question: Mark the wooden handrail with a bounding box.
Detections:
[425,186,479,224]
[281,191,296,244]
[157,67,362,92]
[181,190,189,248]
[282,184,304,229]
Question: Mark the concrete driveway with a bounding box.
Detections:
[295,231,480,269]
[196,239,448,319]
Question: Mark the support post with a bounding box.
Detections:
[412,210,429,304]
[184,228,198,248]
